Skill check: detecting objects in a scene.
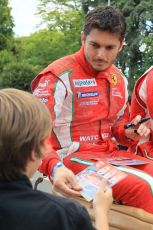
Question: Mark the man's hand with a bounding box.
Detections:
[125,115,150,141]
[53,166,82,197]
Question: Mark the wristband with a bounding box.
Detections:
[51,162,64,180]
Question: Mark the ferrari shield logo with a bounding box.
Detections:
[111,75,118,85]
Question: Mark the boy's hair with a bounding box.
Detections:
[83,6,126,41]
[0,88,52,180]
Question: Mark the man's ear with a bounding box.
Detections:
[119,40,126,52]
[81,31,85,46]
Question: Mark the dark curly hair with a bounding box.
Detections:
[83,6,126,41]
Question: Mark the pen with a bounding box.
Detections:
[124,117,151,129]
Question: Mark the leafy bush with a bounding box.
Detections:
[0,50,15,72]
[0,62,37,91]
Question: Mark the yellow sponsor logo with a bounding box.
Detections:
[111,75,118,85]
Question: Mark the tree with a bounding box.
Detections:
[17,29,78,71]
[37,0,84,53]
[116,0,153,92]
[0,50,15,72]
[0,0,14,50]
[141,35,153,72]
[0,62,37,91]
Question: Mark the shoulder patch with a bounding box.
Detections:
[111,75,118,86]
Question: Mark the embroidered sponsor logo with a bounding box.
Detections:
[38,80,50,87]
[112,88,123,98]
[80,135,99,142]
[73,78,97,87]
[101,133,109,139]
[80,101,98,106]
[77,91,99,98]
[33,88,50,96]
[39,98,48,103]
[111,75,118,86]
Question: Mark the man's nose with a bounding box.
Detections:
[96,48,106,59]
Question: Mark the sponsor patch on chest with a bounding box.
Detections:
[39,98,48,103]
[38,80,50,87]
[73,78,97,87]
[33,88,50,96]
[80,135,99,142]
[80,101,98,106]
[77,91,99,98]
[112,88,123,98]
[101,133,110,139]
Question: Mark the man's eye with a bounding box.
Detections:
[106,46,114,50]
[91,43,99,48]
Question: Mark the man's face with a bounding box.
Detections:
[81,28,124,72]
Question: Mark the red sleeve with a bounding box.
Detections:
[130,93,146,121]
[39,153,61,177]
[32,72,63,176]
[112,102,132,147]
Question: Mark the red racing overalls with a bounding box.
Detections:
[31,48,153,214]
[130,66,153,160]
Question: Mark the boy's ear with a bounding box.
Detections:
[30,150,38,161]
[30,139,52,161]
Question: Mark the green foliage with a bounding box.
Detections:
[0,0,14,50]
[0,50,15,72]
[81,0,107,13]
[37,0,84,54]
[18,29,69,69]
[16,22,82,71]
[0,62,37,91]
[52,10,83,54]
[21,30,68,67]
[141,35,153,72]
[111,0,153,91]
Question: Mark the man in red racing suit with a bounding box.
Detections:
[31,6,153,214]
[130,66,153,160]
